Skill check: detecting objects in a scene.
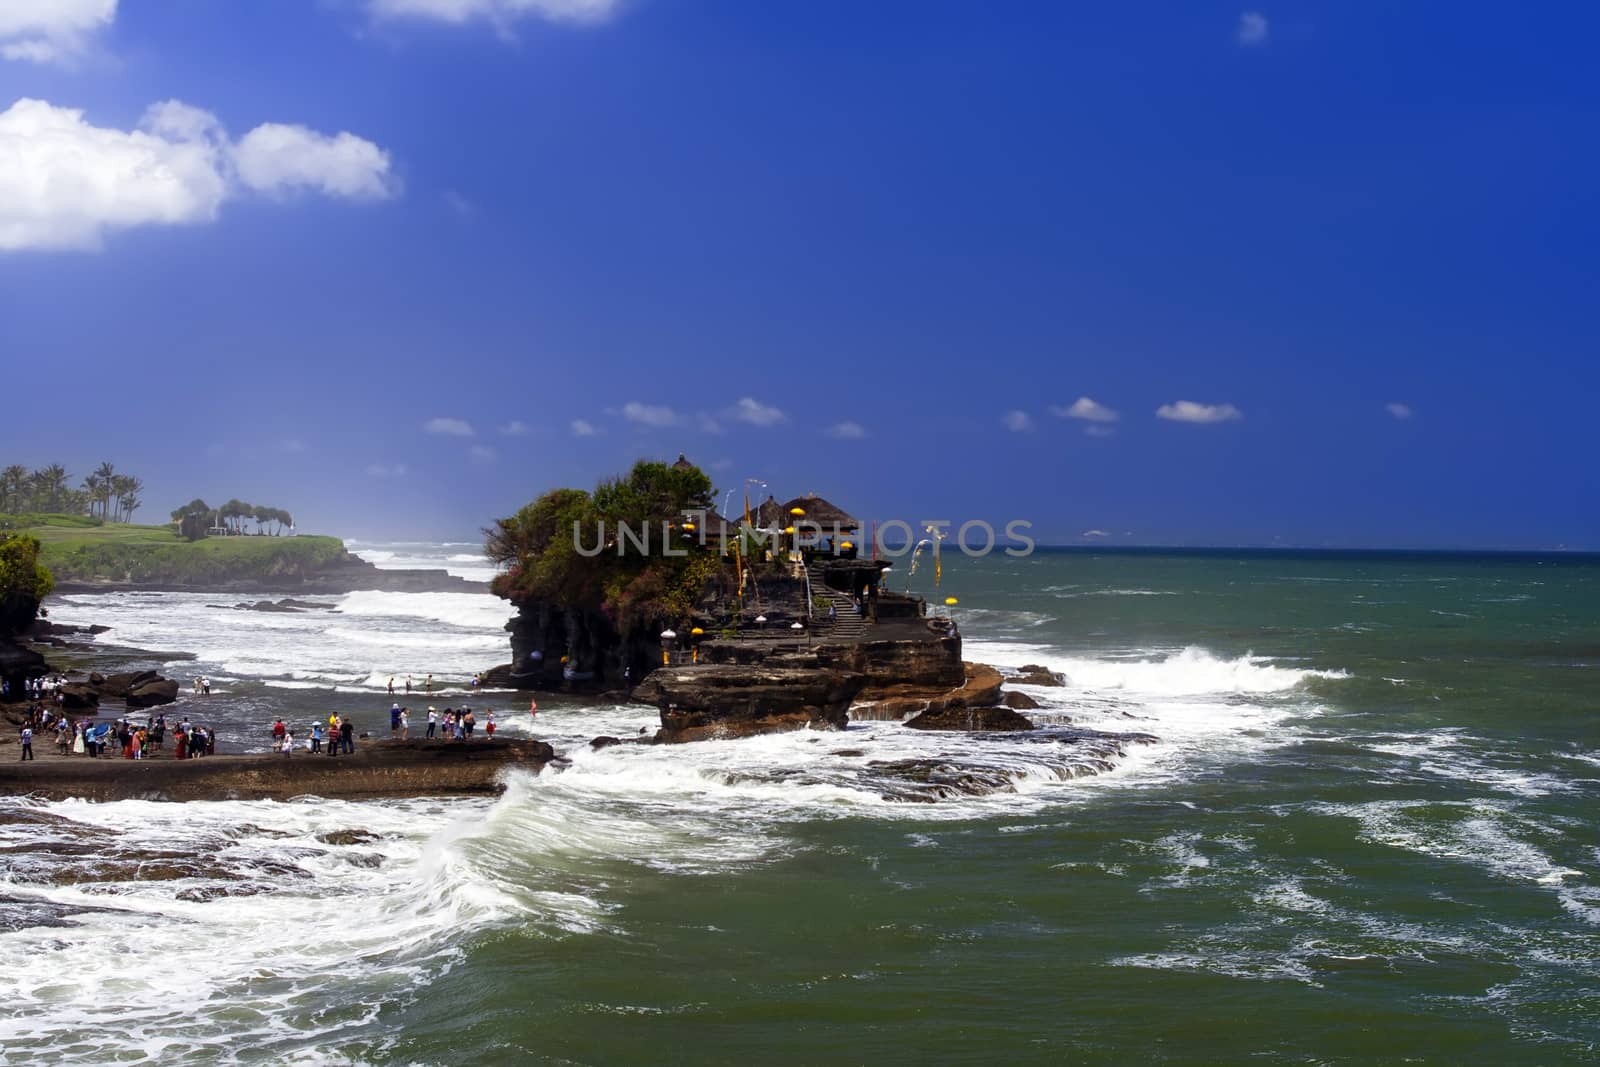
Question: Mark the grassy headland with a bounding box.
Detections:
[12,514,348,586]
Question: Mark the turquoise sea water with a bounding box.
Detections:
[5,548,1599,1064]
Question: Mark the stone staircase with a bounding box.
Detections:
[807,564,867,639]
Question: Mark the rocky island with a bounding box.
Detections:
[484,456,1045,742]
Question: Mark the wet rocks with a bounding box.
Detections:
[903,705,1035,732]
[1010,664,1066,687]
[1002,690,1042,710]
[635,664,867,742]
[126,677,180,708]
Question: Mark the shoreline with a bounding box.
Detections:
[0,738,554,802]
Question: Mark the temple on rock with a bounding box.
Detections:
[491,456,972,740]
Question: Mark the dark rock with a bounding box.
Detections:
[317,829,381,846]
[589,736,621,750]
[57,683,100,710]
[1003,690,1042,710]
[1011,667,1065,687]
[635,664,866,742]
[125,678,179,709]
[903,706,1036,732]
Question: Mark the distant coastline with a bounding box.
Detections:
[15,516,484,595]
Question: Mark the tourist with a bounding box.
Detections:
[281,729,294,758]
[310,721,323,754]
[405,674,412,694]
[175,727,188,760]
[484,709,495,738]
[463,708,475,740]
[426,706,437,739]
[387,676,395,695]
[206,727,216,756]
[340,716,354,754]
[399,707,410,740]
[426,673,433,692]
[390,702,401,737]
[472,672,481,689]
[18,725,33,761]
[272,718,286,746]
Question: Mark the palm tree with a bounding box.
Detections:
[0,466,26,513]
[116,476,144,523]
[81,474,103,520]
[91,462,117,521]
[35,465,69,511]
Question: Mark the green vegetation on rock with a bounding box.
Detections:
[0,533,53,635]
[487,459,721,636]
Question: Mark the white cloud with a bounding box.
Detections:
[1081,529,1111,539]
[825,421,867,440]
[0,0,116,65]
[469,444,497,463]
[1156,400,1243,424]
[233,123,394,199]
[367,0,619,27]
[499,419,529,435]
[366,462,408,478]
[1001,410,1034,433]
[730,397,788,428]
[1050,396,1120,423]
[570,418,597,437]
[1236,11,1269,46]
[1385,402,1413,420]
[423,416,474,436]
[0,97,394,252]
[621,402,681,428]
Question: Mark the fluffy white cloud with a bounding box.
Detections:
[621,402,681,428]
[731,397,788,428]
[367,0,618,26]
[0,0,116,64]
[1002,410,1034,433]
[570,418,597,437]
[234,123,394,199]
[499,419,529,435]
[1050,396,1120,423]
[424,416,474,436]
[1385,402,1413,420]
[0,97,394,251]
[825,421,867,440]
[1236,11,1269,46]
[1156,400,1243,424]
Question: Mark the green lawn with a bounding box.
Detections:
[8,514,350,584]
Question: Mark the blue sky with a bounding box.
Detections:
[1,1,1595,548]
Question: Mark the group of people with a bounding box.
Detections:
[389,702,495,741]
[190,677,213,695]
[1,674,65,703]
[384,674,433,695]
[271,715,356,757]
[15,710,218,760]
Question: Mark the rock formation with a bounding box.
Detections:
[634,664,866,742]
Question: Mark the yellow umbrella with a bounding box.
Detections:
[944,597,959,606]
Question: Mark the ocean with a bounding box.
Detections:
[2,545,1598,1064]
